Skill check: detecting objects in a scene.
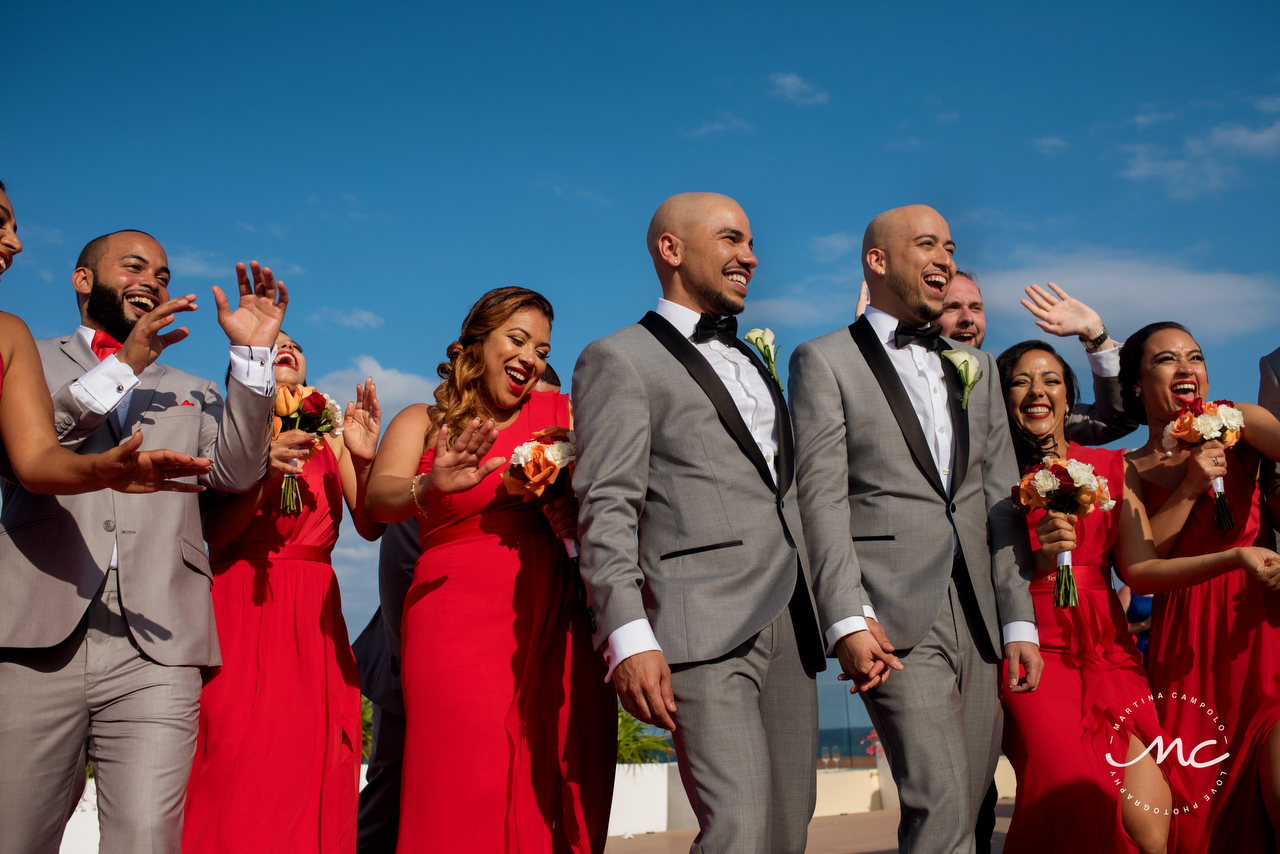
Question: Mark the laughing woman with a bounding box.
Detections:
[183,331,384,854]
[365,287,615,853]
[995,340,1280,854]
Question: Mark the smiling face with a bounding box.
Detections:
[0,190,22,280]
[479,307,550,415]
[1135,328,1208,423]
[274,332,306,387]
[75,232,170,342]
[650,194,758,317]
[865,205,956,326]
[1005,349,1070,450]
[936,275,985,346]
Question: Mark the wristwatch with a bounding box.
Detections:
[1080,325,1109,352]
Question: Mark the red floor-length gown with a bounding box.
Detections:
[397,390,616,853]
[1143,452,1280,852]
[183,440,362,853]
[1003,444,1185,853]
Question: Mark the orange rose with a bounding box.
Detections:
[275,386,302,417]
[533,425,572,442]
[272,416,283,440]
[1168,411,1199,444]
[1017,472,1045,508]
[1222,429,1240,447]
[1201,401,1219,417]
[519,445,563,498]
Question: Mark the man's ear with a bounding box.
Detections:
[71,267,93,298]
[656,232,683,269]
[865,248,886,278]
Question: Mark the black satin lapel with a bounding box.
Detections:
[639,312,778,494]
[849,317,948,501]
[729,338,793,495]
[941,355,971,499]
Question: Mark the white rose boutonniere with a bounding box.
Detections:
[745,327,783,389]
[941,349,983,409]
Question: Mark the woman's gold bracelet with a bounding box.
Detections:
[410,473,429,515]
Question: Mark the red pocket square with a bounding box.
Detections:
[180,400,195,406]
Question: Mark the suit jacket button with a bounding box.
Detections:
[103,520,116,532]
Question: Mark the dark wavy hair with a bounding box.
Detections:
[431,287,554,438]
[1118,321,1193,425]
[996,340,1080,473]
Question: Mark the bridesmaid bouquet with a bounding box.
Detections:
[1162,398,1244,530]
[501,425,579,556]
[1013,456,1116,607]
[273,384,343,514]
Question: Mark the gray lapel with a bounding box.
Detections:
[60,334,99,375]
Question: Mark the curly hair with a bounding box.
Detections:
[996,340,1080,473]
[431,287,555,438]
[1118,321,1193,426]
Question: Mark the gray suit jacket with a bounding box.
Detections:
[573,313,825,671]
[788,317,1035,653]
[0,333,272,666]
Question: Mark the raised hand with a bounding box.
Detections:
[855,280,870,319]
[116,294,198,376]
[1021,283,1106,342]
[213,261,289,347]
[268,429,318,483]
[93,431,213,493]
[1004,641,1043,694]
[342,378,381,463]
[834,618,903,694]
[426,418,505,495]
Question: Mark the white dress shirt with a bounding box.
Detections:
[824,306,1038,652]
[68,326,278,570]
[602,299,781,681]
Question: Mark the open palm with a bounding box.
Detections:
[342,378,382,463]
[213,260,289,347]
[428,418,505,495]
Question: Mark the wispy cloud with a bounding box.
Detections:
[314,355,436,423]
[1032,136,1070,155]
[809,232,859,262]
[169,250,232,279]
[769,72,829,106]
[936,111,960,124]
[1256,95,1280,113]
[685,112,752,138]
[307,307,385,330]
[1133,110,1179,129]
[739,269,863,328]
[1122,118,1280,197]
[1204,120,1280,156]
[17,224,65,245]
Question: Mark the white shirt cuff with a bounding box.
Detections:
[228,345,278,396]
[824,605,879,655]
[68,355,140,416]
[1002,620,1039,647]
[1085,342,1122,378]
[604,618,662,683]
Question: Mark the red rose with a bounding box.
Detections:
[300,390,329,417]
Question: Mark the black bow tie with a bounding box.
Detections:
[692,313,739,345]
[893,321,944,352]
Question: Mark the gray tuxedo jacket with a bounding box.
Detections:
[573,313,826,671]
[788,317,1034,653]
[0,333,272,666]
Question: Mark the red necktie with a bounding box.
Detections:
[90,330,123,362]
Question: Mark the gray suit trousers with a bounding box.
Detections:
[861,578,1001,854]
[668,607,818,854]
[0,568,201,853]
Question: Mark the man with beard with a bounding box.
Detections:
[932,274,1136,445]
[0,230,285,852]
[573,194,825,853]
[790,205,1040,853]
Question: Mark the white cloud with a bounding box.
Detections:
[330,514,380,633]
[1122,117,1280,197]
[313,355,437,424]
[1032,136,1070,155]
[810,232,859,262]
[886,138,921,151]
[1133,110,1178,129]
[739,270,863,328]
[1203,120,1280,156]
[978,250,1280,340]
[936,111,960,124]
[1256,95,1280,113]
[685,112,753,138]
[18,224,64,245]
[769,72,829,106]
[307,307,385,330]
[169,250,232,279]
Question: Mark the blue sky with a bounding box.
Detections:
[4,2,1280,633]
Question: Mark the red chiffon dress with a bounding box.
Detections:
[183,440,362,853]
[397,391,616,853]
[1002,444,1185,853]
[1143,452,1280,852]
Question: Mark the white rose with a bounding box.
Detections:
[1099,499,1117,512]
[1219,405,1245,432]
[544,441,574,466]
[324,394,345,437]
[1065,459,1098,491]
[510,441,535,467]
[1192,413,1224,440]
[1033,468,1060,497]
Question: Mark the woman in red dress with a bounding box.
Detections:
[1120,321,1280,852]
[995,340,1280,854]
[183,331,384,853]
[366,287,615,853]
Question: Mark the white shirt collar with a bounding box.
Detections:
[75,325,97,347]
[863,306,907,347]
[655,298,703,340]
